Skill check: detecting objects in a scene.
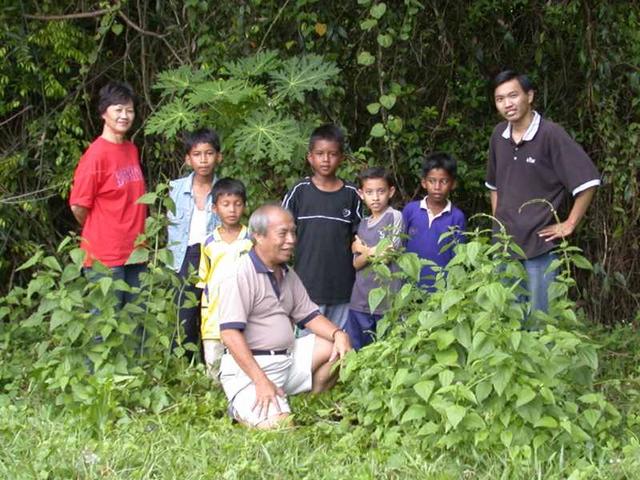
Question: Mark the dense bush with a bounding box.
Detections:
[0,185,208,434]
[338,227,620,460]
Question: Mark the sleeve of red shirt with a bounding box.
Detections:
[69,149,101,209]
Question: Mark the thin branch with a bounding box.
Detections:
[23,9,169,39]
[117,12,182,64]
[0,105,32,128]
[23,8,183,66]
[23,9,110,20]
[258,0,291,51]
[117,11,167,39]
[0,183,65,204]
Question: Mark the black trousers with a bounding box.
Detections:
[176,244,203,361]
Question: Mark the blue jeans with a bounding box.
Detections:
[521,251,557,316]
[83,262,147,363]
[296,303,350,338]
[84,263,146,310]
[344,309,382,351]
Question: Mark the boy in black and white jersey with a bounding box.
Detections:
[282,124,363,331]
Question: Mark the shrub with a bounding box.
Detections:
[338,226,620,461]
[0,184,204,434]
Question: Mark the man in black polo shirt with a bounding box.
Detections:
[485,70,600,316]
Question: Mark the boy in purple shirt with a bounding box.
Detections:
[402,152,466,289]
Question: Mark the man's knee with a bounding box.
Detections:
[253,413,292,430]
[311,336,334,372]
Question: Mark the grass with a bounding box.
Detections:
[2,322,640,479]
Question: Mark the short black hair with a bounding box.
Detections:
[98,81,136,114]
[421,152,457,178]
[212,178,246,204]
[183,128,221,154]
[308,124,345,153]
[358,166,394,188]
[493,70,535,93]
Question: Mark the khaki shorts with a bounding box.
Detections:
[220,334,316,427]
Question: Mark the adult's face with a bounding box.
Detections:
[101,100,135,136]
[494,79,533,124]
[254,209,297,268]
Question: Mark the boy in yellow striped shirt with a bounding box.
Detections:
[198,178,252,377]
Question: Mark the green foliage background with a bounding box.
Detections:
[1,2,640,476]
[1,1,638,321]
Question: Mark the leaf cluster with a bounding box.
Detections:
[0,184,206,435]
[144,51,340,205]
[338,228,620,461]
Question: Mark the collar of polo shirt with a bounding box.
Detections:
[501,110,541,142]
[249,248,289,274]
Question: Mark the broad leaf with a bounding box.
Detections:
[224,50,281,79]
[230,110,300,162]
[187,78,261,106]
[401,404,426,423]
[270,54,340,103]
[144,98,198,138]
[445,405,467,428]
[491,366,513,396]
[152,66,209,96]
[413,381,435,403]
[515,386,536,408]
[441,289,464,313]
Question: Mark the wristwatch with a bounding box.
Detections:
[331,328,346,340]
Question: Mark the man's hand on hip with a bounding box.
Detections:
[538,220,576,241]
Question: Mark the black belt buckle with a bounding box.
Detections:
[223,348,288,356]
[251,349,288,356]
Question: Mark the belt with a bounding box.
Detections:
[224,348,288,356]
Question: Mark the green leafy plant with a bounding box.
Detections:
[0,183,204,435]
[145,51,342,205]
[338,225,620,461]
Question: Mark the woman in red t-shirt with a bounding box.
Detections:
[69,81,147,308]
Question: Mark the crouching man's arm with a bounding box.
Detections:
[305,315,352,361]
[221,329,284,417]
[300,315,352,393]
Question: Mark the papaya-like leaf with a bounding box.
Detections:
[144,98,198,138]
[270,54,340,103]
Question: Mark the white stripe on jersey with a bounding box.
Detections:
[282,180,311,209]
[297,215,352,224]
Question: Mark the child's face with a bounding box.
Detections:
[185,142,221,179]
[307,139,343,178]
[359,178,395,216]
[420,168,455,204]
[213,193,245,228]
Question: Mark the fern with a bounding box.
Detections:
[144,98,198,138]
[186,78,264,106]
[269,54,340,103]
[223,50,282,79]
[152,66,209,97]
[230,110,301,163]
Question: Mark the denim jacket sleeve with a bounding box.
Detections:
[167,173,219,272]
